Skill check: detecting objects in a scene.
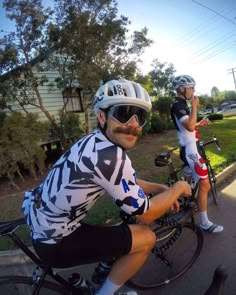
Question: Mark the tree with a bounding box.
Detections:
[50,0,153,132]
[152,96,173,120]
[0,0,67,142]
[0,0,153,143]
[149,59,176,96]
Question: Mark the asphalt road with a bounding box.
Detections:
[0,169,236,295]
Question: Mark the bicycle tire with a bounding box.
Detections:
[0,275,70,294]
[206,161,218,205]
[126,222,203,289]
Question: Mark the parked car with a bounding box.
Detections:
[198,109,213,115]
[217,104,236,117]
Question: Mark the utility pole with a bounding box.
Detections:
[228,67,236,90]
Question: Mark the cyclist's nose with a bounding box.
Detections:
[126,115,139,127]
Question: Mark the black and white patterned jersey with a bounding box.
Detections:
[170,97,199,147]
[22,129,150,244]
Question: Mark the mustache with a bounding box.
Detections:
[113,126,142,137]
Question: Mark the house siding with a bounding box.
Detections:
[2,62,97,133]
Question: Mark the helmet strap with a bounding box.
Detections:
[178,87,188,100]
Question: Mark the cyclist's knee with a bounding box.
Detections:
[199,178,210,192]
[129,224,156,253]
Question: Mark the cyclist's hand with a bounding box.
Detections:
[198,117,211,127]
[173,180,191,197]
[191,95,199,108]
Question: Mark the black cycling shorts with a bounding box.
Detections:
[33,222,132,268]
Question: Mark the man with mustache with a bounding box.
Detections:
[170,75,223,234]
[22,79,191,295]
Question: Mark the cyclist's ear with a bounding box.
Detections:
[97,110,107,128]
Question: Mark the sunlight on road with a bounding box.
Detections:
[222,179,236,199]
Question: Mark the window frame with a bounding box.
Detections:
[62,87,84,113]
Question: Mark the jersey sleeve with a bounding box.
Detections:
[93,145,150,216]
[171,101,189,123]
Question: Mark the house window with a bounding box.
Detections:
[62,87,83,112]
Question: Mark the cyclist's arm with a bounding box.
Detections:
[182,96,199,132]
[137,179,168,194]
[137,181,191,224]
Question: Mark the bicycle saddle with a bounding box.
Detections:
[154,151,171,167]
[0,218,25,235]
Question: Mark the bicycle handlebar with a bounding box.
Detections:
[199,136,221,152]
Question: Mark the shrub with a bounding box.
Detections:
[197,113,223,121]
[142,113,152,135]
[149,113,168,133]
[207,113,223,120]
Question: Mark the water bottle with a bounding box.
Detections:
[92,259,115,284]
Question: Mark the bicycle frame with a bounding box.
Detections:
[0,218,81,295]
[155,136,221,206]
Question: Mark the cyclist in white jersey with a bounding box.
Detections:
[170,75,223,234]
[22,79,191,295]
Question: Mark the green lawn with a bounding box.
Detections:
[1,116,236,250]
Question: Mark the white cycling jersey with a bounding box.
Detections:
[171,97,208,182]
[22,129,150,244]
[171,97,199,147]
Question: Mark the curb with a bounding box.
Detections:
[1,162,236,266]
[215,162,236,184]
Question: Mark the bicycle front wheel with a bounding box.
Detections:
[127,222,203,289]
[0,275,69,294]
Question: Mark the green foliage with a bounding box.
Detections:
[198,117,236,174]
[0,112,48,184]
[142,112,152,135]
[51,0,153,90]
[149,59,176,96]
[0,112,7,130]
[207,113,223,121]
[58,111,85,140]
[149,113,168,133]
[0,0,153,140]
[152,96,173,120]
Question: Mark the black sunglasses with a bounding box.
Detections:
[108,105,148,127]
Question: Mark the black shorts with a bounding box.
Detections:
[33,222,132,268]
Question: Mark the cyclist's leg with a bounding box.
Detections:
[108,224,155,284]
[197,178,210,212]
[183,142,223,233]
[33,222,155,294]
[96,224,155,295]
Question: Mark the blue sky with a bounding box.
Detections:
[1,0,236,94]
[116,0,236,94]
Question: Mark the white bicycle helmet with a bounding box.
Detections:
[172,75,196,90]
[94,79,152,115]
